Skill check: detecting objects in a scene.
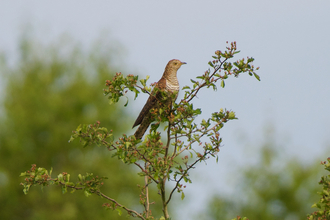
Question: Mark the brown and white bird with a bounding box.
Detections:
[132,59,186,139]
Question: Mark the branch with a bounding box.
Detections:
[183,57,229,103]
[144,163,150,218]
[98,191,146,219]
[165,155,204,205]
[55,180,146,220]
[171,132,178,160]
[101,138,159,184]
[176,120,222,155]
[135,84,151,95]
[134,152,159,184]
[165,116,172,159]
[164,120,223,205]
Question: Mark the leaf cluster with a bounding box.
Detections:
[308,158,330,220]
[20,164,106,196]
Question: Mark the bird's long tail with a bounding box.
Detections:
[134,118,151,140]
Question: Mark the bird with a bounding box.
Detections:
[132,59,186,139]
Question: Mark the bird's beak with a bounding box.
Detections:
[181,62,187,65]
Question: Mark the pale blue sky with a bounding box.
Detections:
[1,0,330,218]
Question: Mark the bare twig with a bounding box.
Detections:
[144,162,150,218]
[101,139,159,184]
[134,162,158,183]
[55,180,146,220]
[160,178,169,219]
[165,155,204,206]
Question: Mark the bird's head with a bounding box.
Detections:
[166,59,187,71]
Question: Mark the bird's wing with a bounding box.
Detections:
[132,77,167,128]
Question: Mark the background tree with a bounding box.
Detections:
[196,128,328,220]
[0,33,155,220]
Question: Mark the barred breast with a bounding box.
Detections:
[165,78,180,92]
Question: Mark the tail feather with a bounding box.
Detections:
[134,118,151,139]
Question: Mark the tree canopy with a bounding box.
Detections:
[0,35,144,220]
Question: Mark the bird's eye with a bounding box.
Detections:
[174,62,177,65]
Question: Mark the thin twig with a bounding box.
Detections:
[165,156,204,205]
[144,162,150,218]
[177,121,222,155]
[135,84,151,95]
[56,180,146,220]
[134,161,159,184]
[101,139,159,184]
[165,121,171,159]
[171,132,178,159]
[182,58,228,104]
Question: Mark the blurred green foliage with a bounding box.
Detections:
[307,158,330,219]
[197,130,327,220]
[0,34,144,220]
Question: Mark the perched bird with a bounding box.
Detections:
[132,59,186,139]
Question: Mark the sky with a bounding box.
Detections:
[1,0,330,218]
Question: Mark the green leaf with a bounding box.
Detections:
[23,185,31,194]
[20,172,27,177]
[125,142,131,149]
[208,61,214,67]
[76,124,82,132]
[228,111,236,119]
[68,136,75,143]
[66,182,74,187]
[139,78,146,87]
[124,96,129,107]
[253,72,261,81]
[116,208,122,216]
[84,190,92,197]
[189,151,193,158]
[221,80,225,88]
[99,127,108,133]
[62,185,67,194]
[181,192,185,200]
[66,174,70,182]
[194,108,202,115]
